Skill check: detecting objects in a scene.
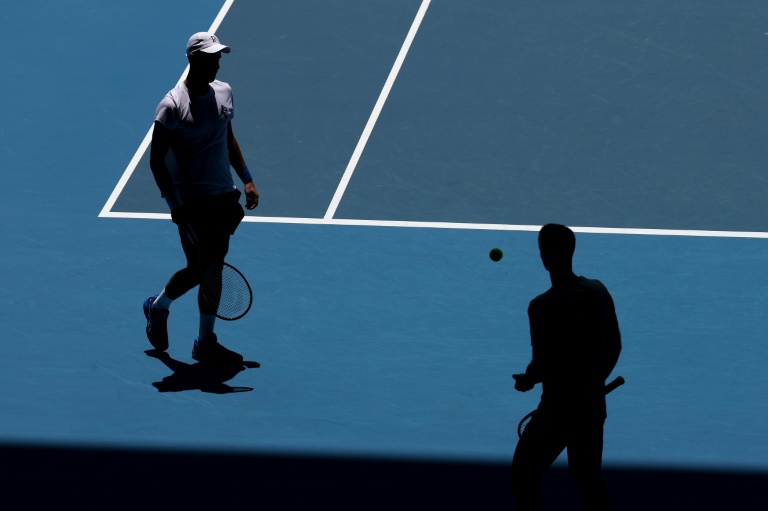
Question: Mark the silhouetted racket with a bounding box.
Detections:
[517,376,625,438]
[200,262,252,321]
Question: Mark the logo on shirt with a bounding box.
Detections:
[219,106,231,118]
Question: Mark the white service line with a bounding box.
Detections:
[98,0,237,218]
[323,0,432,220]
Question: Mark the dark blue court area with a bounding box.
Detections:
[2,1,767,509]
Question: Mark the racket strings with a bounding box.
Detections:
[518,413,534,437]
[200,263,252,320]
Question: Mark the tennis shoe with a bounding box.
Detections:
[143,295,169,351]
[192,334,243,366]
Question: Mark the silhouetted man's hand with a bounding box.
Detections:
[513,373,535,392]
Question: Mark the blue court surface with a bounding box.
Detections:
[2,1,768,508]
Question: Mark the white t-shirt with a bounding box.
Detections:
[154,80,236,200]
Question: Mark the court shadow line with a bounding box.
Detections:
[145,349,259,394]
[3,443,767,509]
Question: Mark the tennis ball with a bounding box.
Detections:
[489,248,503,262]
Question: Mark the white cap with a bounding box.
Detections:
[186,32,231,56]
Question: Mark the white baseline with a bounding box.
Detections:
[99,212,768,239]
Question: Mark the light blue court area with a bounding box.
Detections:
[2,0,768,508]
[3,223,767,472]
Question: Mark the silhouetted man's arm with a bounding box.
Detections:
[149,120,185,214]
[513,301,545,392]
[602,298,622,381]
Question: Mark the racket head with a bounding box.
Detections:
[518,410,535,438]
[200,262,252,321]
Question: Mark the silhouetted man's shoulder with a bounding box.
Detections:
[576,276,610,295]
[528,288,554,312]
[528,277,613,313]
[575,276,616,305]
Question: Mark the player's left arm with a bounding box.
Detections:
[227,121,259,210]
[601,293,622,381]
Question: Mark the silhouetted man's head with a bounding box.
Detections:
[538,224,576,273]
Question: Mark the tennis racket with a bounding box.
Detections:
[517,376,625,438]
[199,262,253,321]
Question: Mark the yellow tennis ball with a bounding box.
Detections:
[489,248,503,262]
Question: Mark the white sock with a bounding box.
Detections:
[153,289,173,310]
[199,314,216,342]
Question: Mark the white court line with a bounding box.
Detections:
[99,125,154,218]
[209,0,235,34]
[99,211,768,238]
[323,0,432,220]
[98,0,236,218]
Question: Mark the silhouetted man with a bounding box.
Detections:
[511,224,621,510]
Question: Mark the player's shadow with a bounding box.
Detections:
[145,349,260,394]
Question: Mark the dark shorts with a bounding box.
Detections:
[172,190,245,273]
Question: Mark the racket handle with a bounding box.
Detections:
[605,376,625,394]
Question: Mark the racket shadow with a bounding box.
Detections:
[145,349,260,394]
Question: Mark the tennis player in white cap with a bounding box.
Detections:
[143,32,259,365]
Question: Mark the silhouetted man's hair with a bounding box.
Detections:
[538,224,576,268]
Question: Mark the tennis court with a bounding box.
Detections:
[2,1,767,508]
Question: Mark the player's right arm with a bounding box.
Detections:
[149,121,180,210]
[513,300,545,392]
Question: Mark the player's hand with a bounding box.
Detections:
[513,373,535,392]
[244,182,259,210]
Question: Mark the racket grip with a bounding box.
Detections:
[605,376,625,394]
